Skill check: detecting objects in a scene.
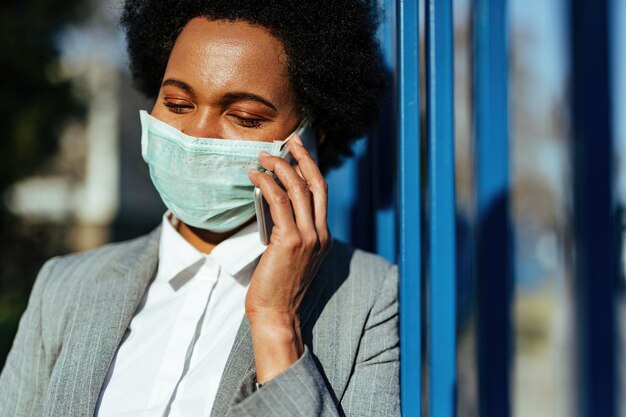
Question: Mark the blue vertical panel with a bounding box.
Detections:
[570,0,617,416]
[472,1,513,417]
[397,0,421,415]
[425,0,457,416]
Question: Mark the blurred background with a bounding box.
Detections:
[0,0,164,372]
[0,0,624,416]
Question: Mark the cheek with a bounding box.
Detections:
[148,102,183,131]
[149,106,167,123]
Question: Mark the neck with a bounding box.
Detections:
[176,219,254,254]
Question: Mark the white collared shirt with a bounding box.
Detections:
[96,213,265,417]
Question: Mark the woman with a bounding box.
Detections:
[0,0,399,416]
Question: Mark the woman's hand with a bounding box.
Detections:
[246,134,331,384]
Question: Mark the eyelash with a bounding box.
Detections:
[234,116,264,129]
[164,102,192,114]
[163,102,265,129]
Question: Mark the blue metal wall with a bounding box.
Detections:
[326,0,621,416]
[325,2,397,263]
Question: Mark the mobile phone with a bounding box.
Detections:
[254,186,274,245]
[254,123,317,245]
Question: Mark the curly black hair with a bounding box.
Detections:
[121,0,385,171]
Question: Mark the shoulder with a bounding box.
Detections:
[51,229,158,275]
[310,240,397,318]
[30,228,160,351]
[34,228,160,318]
[41,228,159,287]
[322,239,397,288]
[302,241,398,388]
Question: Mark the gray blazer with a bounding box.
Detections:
[0,227,399,417]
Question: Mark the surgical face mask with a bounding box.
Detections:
[140,110,315,233]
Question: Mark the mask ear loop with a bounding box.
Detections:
[258,121,317,203]
[259,121,306,176]
[277,119,309,158]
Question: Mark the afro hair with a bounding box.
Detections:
[121,0,386,171]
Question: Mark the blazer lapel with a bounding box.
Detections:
[91,228,162,410]
[210,316,256,417]
[45,227,161,417]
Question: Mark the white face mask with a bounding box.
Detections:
[140,110,315,233]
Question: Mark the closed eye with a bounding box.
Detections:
[164,101,194,114]
[229,114,265,129]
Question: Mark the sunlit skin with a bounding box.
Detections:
[150,18,331,383]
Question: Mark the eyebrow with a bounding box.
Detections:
[219,92,277,112]
[162,79,196,97]
[161,79,277,112]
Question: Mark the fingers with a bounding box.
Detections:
[255,151,316,237]
[249,133,331,252]
[288,137,331,248]
[248,168,297,233]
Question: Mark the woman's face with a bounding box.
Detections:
[151,17,301,142]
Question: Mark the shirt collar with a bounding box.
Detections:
[157,212,266,282]
[209,221,267,277]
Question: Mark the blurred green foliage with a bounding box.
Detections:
[0,0,88,367]
[0,293,27,365]
[0,0,89,192]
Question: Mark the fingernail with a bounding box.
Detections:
[259,150,270,157]
[248,168,260,175]
[293,134,303,145]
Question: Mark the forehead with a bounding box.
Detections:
[165,18,291,99]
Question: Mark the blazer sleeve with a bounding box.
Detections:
[0,258,57,417]
[228,265,400,417]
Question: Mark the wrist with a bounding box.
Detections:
[250,319,298,345]
[248,313,304,384]
[247,308,298,330]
